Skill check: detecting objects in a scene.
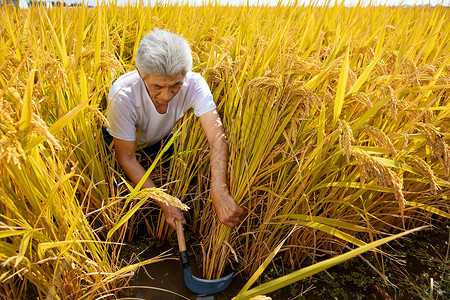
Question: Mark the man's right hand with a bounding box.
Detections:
[159,203,186,230]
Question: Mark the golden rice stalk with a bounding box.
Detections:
[0,135,23,169]
[327,61,357,93]
[380,85,400,119]
[135,188,190,211]
[349,92,373,109]
[383,52,397,74]
[206,59,234,86]
[0,99,25,168]
[408,155,439,195]
[294,58,323,72]
[356,45,375,66]
[338,120,355,163]
[401,59,420,87]
[88,105,110,127]
[0,94,15,124]
[361,125,397,155]
[31,113,62,150]
[416,123,450,177]
[37,49,68,91]
[248,76,281,90]
[287,118,301,145]
[352,148,405,209]
[79,47,124,76]
[420,64,439,78]
[284,85,322,117]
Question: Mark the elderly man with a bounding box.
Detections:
[105,29,243,230]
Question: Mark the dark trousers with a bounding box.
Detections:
[102,127,174,170]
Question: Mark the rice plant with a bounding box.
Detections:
[1,1,449,298]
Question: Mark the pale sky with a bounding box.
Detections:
[20,0,450,6]
[124,0,450,5]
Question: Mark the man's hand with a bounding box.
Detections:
[159,202,186,230]
[211,188,244,228]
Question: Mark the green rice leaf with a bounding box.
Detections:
[237,227,296,296]
[274,214,377,233]
[233,227,427,300]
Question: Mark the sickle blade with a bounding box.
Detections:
[183,267,233,295]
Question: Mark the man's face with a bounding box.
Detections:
[143,73,185,109]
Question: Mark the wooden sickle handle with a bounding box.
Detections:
[176,220,187,252]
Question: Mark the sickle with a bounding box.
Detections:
[176,220,233,295]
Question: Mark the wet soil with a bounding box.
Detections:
[121,220,449,300]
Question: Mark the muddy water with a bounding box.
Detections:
[127,222,449,299]
[129,243,244,300]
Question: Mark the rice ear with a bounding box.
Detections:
[416,123,450,177]
[135,188,190,211]
[351,148,405,209]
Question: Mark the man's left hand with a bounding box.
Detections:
[211,189,244,228]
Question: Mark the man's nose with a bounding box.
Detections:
[160,88,173,101]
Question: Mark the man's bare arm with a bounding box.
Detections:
[113,138,185,229]
[199,110,244,227]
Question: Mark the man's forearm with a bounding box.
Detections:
[117,156,157,189]
[199,109,243,227]
[209,128,230,196]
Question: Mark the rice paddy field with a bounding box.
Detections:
[0,1,449,299]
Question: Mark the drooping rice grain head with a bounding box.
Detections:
[420,63,439,78]
[383,52,398,74]
[338,120,355,163]
[386,25,398,33]
[135,188,190,211]
[289,118,300,145]
[356,45,375,67]
[375,62,388,76]
[31,114,62,150]
[351,148,405,209]
[407,155,439,195]
[416,123,450,177]
[0,96,25,168]
[326,60,357,94]
[88,105,110,128]
[38,49,68,91]
[97,49,125,76]
[361,125,397,155]
[283,85,321,117]
[79,47,124,76]
[350,92,373,109]
[0,94,15,124]
[206,58,235,86]
[380,85,400,120]
[401,59,420,87]
[0,136,23,169]
[248,76,281,90]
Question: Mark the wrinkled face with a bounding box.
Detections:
[142,73,185,108]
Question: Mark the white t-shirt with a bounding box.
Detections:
[106,70,216,146]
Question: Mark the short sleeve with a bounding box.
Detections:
[191,76,217,117]
[106,94,137,142]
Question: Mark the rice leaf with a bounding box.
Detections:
[237,227,296,295]
[233,226,427,300]
[333,46,350,125]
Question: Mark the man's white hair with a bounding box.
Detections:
[135,29,193,78]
